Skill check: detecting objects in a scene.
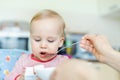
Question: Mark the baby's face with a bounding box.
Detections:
[30,18,64,61]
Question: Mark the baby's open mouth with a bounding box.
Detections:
[39,52,55,56]
[40,52,47,55]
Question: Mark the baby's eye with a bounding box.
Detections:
[34,39,41,42]
[48,40,54,43]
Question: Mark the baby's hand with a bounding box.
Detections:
[36,77,41,80]
[34,72,41,80]
[18,74,41,80]
[17,73,24,80]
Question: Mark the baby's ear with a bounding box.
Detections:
[59,37,64,47]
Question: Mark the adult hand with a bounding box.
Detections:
[80,34,114,62]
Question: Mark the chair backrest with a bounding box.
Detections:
[0,49,30,80]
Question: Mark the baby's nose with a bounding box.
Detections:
[40,42,47,49]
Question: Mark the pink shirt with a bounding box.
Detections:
[5,53,69,80]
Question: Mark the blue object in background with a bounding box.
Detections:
[0,49,30,80]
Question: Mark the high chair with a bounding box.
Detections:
[0,49,30,80]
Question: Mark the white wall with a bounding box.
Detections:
[0,0,98,21]
[0,0,120,46]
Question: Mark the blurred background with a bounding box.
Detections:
[0,0,120,79]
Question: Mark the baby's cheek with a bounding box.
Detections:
[50,49,58,54]
[50,51,57,55]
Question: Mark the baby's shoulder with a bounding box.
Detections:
[19,53,31,60]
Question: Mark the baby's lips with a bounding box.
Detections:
[40,51,56,55]
[41,52,46,54]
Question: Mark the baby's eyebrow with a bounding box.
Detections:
[48,36,58,39]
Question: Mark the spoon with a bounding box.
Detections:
[56,41,80,54]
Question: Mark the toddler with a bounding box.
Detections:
[5,9,69,80]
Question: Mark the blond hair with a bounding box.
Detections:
[30,9,65,37]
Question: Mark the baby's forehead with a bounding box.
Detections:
[30,18,64,36]
[32,17,64,28]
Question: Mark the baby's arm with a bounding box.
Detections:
[5,54,26,80]
[16,74,24,80]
